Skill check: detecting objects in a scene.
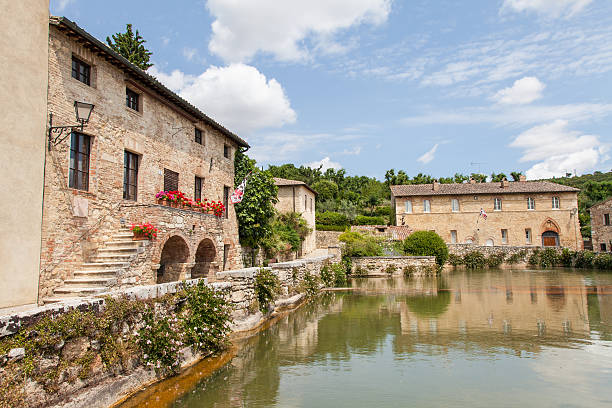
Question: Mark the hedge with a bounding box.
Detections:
[316,224,347,232]
[403,231,448,266]
[354,215,386,225]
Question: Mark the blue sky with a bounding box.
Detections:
[51,0,612,180]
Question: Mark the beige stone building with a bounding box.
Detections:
[273,178,317,256]
[39,17,248,302]
[589,197,612,252]
[391,178,581,249]
[0,0,49,309]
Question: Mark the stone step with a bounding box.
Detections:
[81,262,128,270]
[53,287,108,296]
[104,240,143,248]
[112,232,135,239]
[42,297,80,304]
[74,269,120,278]
[64,277,117,287]
[97,247,140,254]
[92,254,136,262]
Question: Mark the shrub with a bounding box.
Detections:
[354,215,386,225]
[352,266,368,276]
[301,271,320,298]
[320,264,334,287]
[403,266,416,277]
[528,249,540,266]
[539,248,559,268]
[138,309,182,375]
[316,211,349,227]
[447,254,463,267]
[315,224,347,232]
[385,264,398,274]
[486,253,505,268]
[505,250,525,265]
[254,268,281,314]
[403,231,449,266]
[463,251,486,269]
[560,248,575,267]
[340,231,384,258]
[331,262,348,287]
[575,251,595,268]
[594,253,612,270]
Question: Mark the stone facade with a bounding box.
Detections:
[273,178,317,255]
[0,0,49,308]
[316,230,343,249]
[350,256,437,276]
[391,180,581,250]
[590,198,612,253]
[39,18,247,301]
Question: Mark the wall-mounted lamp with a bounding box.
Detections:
[48,101,95,150]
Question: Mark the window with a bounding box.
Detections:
[451,230,457,244]
[601,243,607,252]
[405,200,413,213]
[223,186,230,219]
[526,228,532,244]
[527,197,535,210]
[223,144,230,159]
[552,196,560,209]
[126,88,139,111]
[123,151,139,201]
[195,128,202,144]
[451,199,460,212]
[494,198,502,211]
[68,132,91,191]
[605,214,610,226]
[164,169,179,191]
[423,200,431,213]
[501,229,508,244]
[71,56,90,86]
[194,176,203,201]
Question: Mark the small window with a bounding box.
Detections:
[69,132,91,191]
[405,200,412,213]
[552,196,560,209]
[604,214,610,226]
[527,197,535,210]
[164,169,179,191]
[526,228,532,244]
[501,229,508,244]
[451,230,457,244]
[601,243,607,252]
[71,56,90,86]
[494,198,502,211]
[195,128,202,145]
[423,200,431,213]
[223,186,230,219]
[451,199,460,212]
[123,151,139,201]
[194,176,203,201]
[223,144,230,159]
[126,88,139,111]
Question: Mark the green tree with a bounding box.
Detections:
[403,231,449,266]
[490,172,507,182]
[510,171,523,181]
[312,179,338,202]
[470,173,487,183]
[234,149,278,260]
[106,24,153,70]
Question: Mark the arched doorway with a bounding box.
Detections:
[158,235,190,283]
[485,239,494,247]
[542,231,560,247]
[192,239,216,278]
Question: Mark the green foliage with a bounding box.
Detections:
[447,253,463,266]
[510,171,523,181]
[315,224,348,232]
[539,248,559,268]
[331,262,348,287]
[340,231,384,258]
[403,231,449,266]
[352,266,368,276]
[312,180,338,201]
[354,215,387,225]
[560,248,575,267]
[486,253,505,268]
[316,211,349,226]
[254,268,281,313]
[319,264,334,287]
[463,251,487,269]
[234,149,278,251]
[575,251,595,268]
[262,212,311,257]
[385,264,398,274]
[490,172,507,182]
[528,249,540,266]
[138,309,182,375]
[301,271,320,298]
[403,266,416,277]
[506,251,526,265]
[594,253,612,270]
[106,24,153,70]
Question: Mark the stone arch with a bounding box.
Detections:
[192,238,217,278]
[485,238,494,247]
[541,218,561,234]
[158,235,190,283]
[464,236,475,244]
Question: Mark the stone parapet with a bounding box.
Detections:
[351,256,437,276]
[316,231,343,249]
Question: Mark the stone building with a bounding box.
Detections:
[39,17,248,302]
[273,178,317,256]
[589,197,612,252]
[0,0,49,309]
[391,177,581,250]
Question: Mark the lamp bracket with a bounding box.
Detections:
[48,113,87,150]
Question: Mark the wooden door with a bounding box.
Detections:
[543,236,557,247]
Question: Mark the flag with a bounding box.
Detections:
[231,172,251,204]
[479,208,488,220]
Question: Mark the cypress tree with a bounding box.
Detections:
[106,24,153,70]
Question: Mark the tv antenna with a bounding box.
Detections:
[470,162,487,174]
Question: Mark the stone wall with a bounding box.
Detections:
[350,256,437,276]
[274,184,316,255]
[590,199,612,253]
[316,230,343,249]
[448,243,537,259]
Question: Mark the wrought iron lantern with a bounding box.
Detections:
[48,101,94,150]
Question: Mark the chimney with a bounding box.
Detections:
[469,177,476,185]
[519,174,526,182]
[433,179,440,191]
[501,177,509,188]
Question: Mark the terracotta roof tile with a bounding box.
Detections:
[390,181,579,197]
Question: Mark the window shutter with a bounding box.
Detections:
[164,169,179,191]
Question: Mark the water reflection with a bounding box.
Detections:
[120,269,612,408]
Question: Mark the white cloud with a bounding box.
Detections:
[148,64,296,135]
[56,0,75,11]
[307,157,343,171]
[182,47,197,61]
[161,36,170,46]
[341,146,362,155]
[509,120,609,179]
[206,0,391,62]
[502,0,593,18]
[493,76,545,105]
[417,144,439,164]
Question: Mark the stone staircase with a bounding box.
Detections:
[43,228,149,303]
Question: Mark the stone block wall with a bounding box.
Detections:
[351,256,437,276]
[316,231,343,249]
[448,244,537,259]
[590,199,612,253]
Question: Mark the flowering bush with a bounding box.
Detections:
[208,200,225,217]
[130,223,158,239]
[138,308,183,375]
[155,191,226,217]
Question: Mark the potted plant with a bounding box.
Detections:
[131,223,159,240]
[155,191,170,206]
